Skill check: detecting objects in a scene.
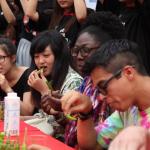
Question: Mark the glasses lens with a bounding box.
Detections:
[72,47,79,56]
[0,56,5,63]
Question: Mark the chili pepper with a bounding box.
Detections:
[65,114,77,121]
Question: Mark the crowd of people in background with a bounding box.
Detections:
[0,0,150,150]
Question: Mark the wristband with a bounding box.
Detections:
[78,109,93,121]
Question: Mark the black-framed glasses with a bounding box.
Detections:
[97,69,122,95]
[71,46,99,57]
[0,55,10,63]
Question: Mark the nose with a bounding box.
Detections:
[38,56,45,64]
[76,51,84,59]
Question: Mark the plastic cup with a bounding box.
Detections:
[27,134,48,147]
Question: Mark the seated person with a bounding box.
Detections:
[0,38,33,115]
[61,39,150,150]
[28,30,82,138]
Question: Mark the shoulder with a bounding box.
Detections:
[60,67,83,93]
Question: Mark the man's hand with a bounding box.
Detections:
[61,90,93,115]
[109,126,150,150]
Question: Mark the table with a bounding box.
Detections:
[0,121,74,150]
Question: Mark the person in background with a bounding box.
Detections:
[0,38,33,115]
[118,0,150,74]
[61,39,150,150]
[28,30,82,139]
[0,0,20,43]
[49,0,87,48]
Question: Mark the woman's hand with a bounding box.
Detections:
[41,91,62,114]
[28,70,49,94]
[0,74,13,93]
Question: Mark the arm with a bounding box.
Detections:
[61,90,101,149]
[74,0,87,23]
[77,118,102,150]
[20,91,34,116]
[0,0,16,24]
[20,0,39,21]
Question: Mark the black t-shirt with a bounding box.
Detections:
[0,10,8,35]
[0,68,31,101]
[119,0,150,74]
[56,14,81,48]
[20,0,53,41]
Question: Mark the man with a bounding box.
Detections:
[61,39,150,150]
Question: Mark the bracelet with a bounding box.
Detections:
[78,109,93,121]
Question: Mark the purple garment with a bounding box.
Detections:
[64,76,111,147]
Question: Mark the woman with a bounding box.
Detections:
[0,38,33,115]
[49,0,87,48]
[28,30,82,113]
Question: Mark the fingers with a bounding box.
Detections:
[61,91,79,114]
[61,90,92,115]
[51,90,62,98]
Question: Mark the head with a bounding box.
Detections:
[56,0,74,10]
[0,38,16,75]
[71,25,112,76]
[83,39,147,111]
[81,11,125,39]
[71,12,125,76]
[30,30,70,90]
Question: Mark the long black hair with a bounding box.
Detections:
[30,30,71,108]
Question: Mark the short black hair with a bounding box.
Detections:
[78,25,112,46]
[83,39,147,76]
[81,11,125,39]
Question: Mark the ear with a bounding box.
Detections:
[10,55,16,64]
[122,66,135,80]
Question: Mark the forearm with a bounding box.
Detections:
[20,92,34,116]
[77,118,102,150]
[74,0,87,23]
[0,0,16,24]
[21,0,39,21]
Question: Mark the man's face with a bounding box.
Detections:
[90,66,135,111]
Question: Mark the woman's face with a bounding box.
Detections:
[34,45,55,77]
[0,48,12,75]
[57,0,74,9]
[72,32,100,76]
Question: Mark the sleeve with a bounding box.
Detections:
[95,111,124,148]
[60,68,83,94]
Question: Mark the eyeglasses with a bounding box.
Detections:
[71,46,99,57]
[97,69,122,95]
[0,55,10,63]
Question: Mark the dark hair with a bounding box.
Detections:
[0,37,16,55]
[81,11,125,39]
[49,0,75,30]
[83,39,147,76]
[78,25,112,46]
[30,30,70,107]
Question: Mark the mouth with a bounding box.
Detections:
[39,66,47,73]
